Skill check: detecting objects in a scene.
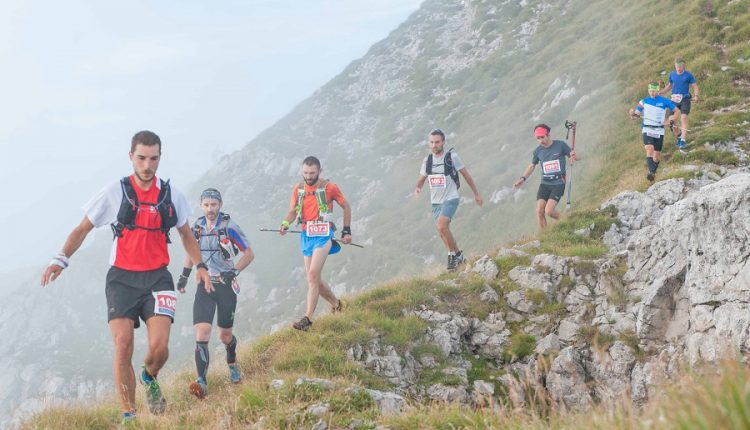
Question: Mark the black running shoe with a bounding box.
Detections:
[332,299,344,314]
[446,254,456,271]
[646,172,655,182]
[292,316,313,331]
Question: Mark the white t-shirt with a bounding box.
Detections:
[420,151,465,204]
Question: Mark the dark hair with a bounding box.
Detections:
[302,156,321,169]
[429,128,445,141]
[533,124,551,133]
[131,130,162,154]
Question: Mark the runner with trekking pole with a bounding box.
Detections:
[276,156,351,331]
[629,82,680,182]
[513,123,581,230]
[564,120,577,210]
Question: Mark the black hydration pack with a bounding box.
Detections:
[425,148,460,189]
[111,177,178,243]
[192,213,239,260]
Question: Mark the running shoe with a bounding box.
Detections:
[189,378,208,399]
[676,138,687,149]
[646,172,655,182]
[121,410,136,426]
[331,299,344,314]
[446,254,455,271]
[228,363,241,384]
[139,367,166,414]
[447,251,465,271]
[292,316,313,331]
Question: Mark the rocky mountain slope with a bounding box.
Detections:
[14,0,750,428]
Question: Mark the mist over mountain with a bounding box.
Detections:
[4,0,644,427]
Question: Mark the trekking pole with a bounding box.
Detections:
[258,228,365,248]
[564,120,577,210]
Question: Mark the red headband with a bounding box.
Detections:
[534,127,548,138]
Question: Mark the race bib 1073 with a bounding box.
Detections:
[153,290,177,319]
[671,94,683,103]
[428,175,447,189]
[306,221,330,237]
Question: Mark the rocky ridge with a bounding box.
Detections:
[334,137,750,412]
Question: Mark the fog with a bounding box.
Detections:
[0,0,422,275]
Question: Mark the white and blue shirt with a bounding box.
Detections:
[636,96,677,136]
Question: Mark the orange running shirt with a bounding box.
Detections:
[289,181,346,225]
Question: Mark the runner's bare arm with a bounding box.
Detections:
[337,199,353,244]
[280,208,297,235]
[662,82,672,95]
[513,164,536,189]
[415,175,427,198]
[177,223,214,293]
[234,246,254,272]
[41,216,95,286]
[458,168,483,206]
[691,82,700,101]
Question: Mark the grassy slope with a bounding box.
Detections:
[24,0,750,429]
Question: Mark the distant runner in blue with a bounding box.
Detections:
[662,57,700,148]
[629,82,680,182]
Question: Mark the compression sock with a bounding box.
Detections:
[646,157,656,174]
[195,341,210,380]
[225,336,237,363]
[653,161,660,173]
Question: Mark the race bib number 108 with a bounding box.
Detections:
[153,290,177,319]
[428,175,447,189]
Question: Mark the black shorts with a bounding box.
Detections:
[193,280,237,328]
[642,132,664,151]
[674,96,691,115]
[105,266,175,328]
[537,183,566,202]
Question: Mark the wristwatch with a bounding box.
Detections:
[196,262,208,271]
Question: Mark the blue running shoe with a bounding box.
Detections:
[121,410,136,425]
[677,138,687,149]
[139,367,166,414]
[228,363,241,384]
[189,377,208,399]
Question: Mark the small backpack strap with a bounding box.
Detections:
[426,154,433,175]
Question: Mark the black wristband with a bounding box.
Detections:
[341,226,351,237]
[196,262,208,271]
[181,267,192,277]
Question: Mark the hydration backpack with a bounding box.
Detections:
[111,177,178,243]
[425,148,460,189]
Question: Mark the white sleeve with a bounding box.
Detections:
[83,181,122,228]
[419,156,428,176]
[451,152,465,171]
[169,184,192,228]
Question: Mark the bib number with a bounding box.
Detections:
[542,160,561,174]
[670,94,683,103]
[646,130,662,138]
[153,290,177,318]
[428,175,447,189]
[306,221,330,237]
[231,278,240,295]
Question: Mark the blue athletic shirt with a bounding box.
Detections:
[669,70,696,96]
[636,96,677,136]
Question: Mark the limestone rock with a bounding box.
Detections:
[546,347,593,411]
[471,255,499,280]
